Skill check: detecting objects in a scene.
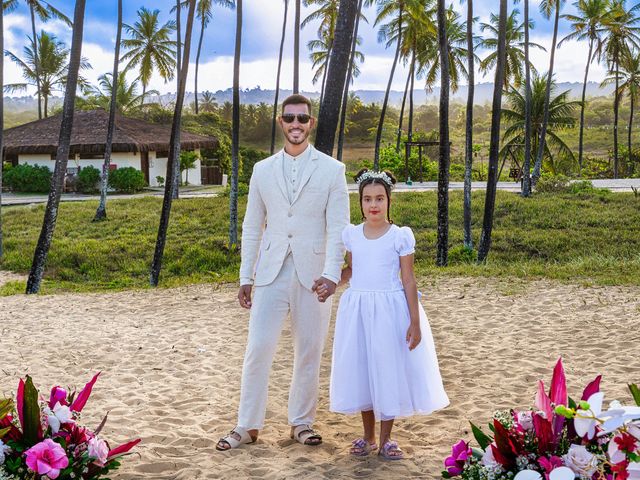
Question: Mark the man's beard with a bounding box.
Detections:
[285,129,309,145]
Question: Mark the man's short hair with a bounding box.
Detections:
[281,94,312,115]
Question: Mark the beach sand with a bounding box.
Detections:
[1,276,639,479]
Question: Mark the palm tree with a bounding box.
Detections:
[121,7,177,101]
[559,0,610,172]
[463,0,474,249]
[5,31,91,117]
[602,47,640,172]
[26,0,86,294]
[314,0,358,155]
[477,0,507,263]
[228,0,242,247]
[532,0,565,184]
[82,72,158,113]
[149,0,197,287]
[518,0,533,197]
[294,0,301,93]
[199,90,217,111]
[436,0,450,267]
[193,0,235,114]
[599,0,640,178]
[501,73,580,175]
[94,0,123,222]
[3,0,71,119]
[176,0,181,77]
[271,0,288,155]
[0,2,4,259]
[309,33,364,94]
[478,9,544,89]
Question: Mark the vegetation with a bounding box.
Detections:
[77,165,101,193]
[3,163,51,192]
[1,190,638,295]
[108,166,146,193]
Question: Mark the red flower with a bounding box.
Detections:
[614,433,638,454]
[611,460,630,480]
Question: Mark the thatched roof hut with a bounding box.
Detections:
[1,109,218,156]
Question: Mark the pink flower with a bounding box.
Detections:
[25,439,69,479]
[539,455,564,479]
[88,437,109,467]
[48,386,68,409]
[444,440,472,476]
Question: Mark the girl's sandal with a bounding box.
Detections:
[350,438,378,457]
[216,427,258,451]
[378,440,404,460]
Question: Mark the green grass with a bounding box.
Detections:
[1,190,639,295]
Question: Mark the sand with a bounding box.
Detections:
[1,276,639,479]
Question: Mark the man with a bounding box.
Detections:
[216,94,350,450]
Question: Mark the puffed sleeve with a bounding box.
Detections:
[341,224,354,252]
[395,226,416,256]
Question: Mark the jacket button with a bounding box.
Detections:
[288,234,292,238]
[288,212,293,217]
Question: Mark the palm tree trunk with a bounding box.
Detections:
[149,0,196,287]
[396,66,411,153]
[26,0,86,294]
[176,0,182,76]
[374,4,403,169]
[318,42,332,110]
[629,91,634,170]
[228,0,242,247]
[477,0,507,263]
[44,95,48,118]
[94,0,122,222]
[337,0,363,162]
[293,0,300,94]
[29,4,43,120]
[522,0,532,197]
[314,0,358,155]
[463,0,474,247]
[532,1,560,184]
[407,49,415,154]
[577,37,593,174]
[436,0,450,267]
[194,15,205,115]
[614,55,620,178]
[271,0,288,155]
[0,3,4,259]
[142,83,146,105]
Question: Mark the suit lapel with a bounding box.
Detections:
[273,150,289,203]
[291,145,319,205]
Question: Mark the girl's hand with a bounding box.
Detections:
[406,323,421,351]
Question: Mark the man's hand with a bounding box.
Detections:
[238,284,253,309]
[312,277,336,303]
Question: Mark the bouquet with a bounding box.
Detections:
[443,358,640,480]
[0,374,140,479]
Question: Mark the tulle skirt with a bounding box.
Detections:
[330,289,449,420]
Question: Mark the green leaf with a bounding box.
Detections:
[23,376,41,447]
[442,470,453,479]
[568,396,577,409]
[0,398,13,419]
[629,384,640,407]
[470,422,493,450]
[0,426,10,439]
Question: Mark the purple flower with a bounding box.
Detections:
[48,386,68,409]
[444,440,472,476]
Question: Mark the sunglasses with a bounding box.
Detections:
[281,113,311,124]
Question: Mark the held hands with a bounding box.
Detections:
[238,284,253,309]
[312,276,337,303]
[406,322,422,351]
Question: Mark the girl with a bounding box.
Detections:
[319,168,449,460]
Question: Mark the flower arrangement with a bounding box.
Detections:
[443,358,640,480]
[0,374,140,479]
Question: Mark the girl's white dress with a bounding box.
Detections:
[330,223,449,420]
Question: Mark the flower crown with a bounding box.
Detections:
[356,170,395,189]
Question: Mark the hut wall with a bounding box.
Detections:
[19,152,142,174]
[149,150,202,187]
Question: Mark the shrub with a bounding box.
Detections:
[534,174,569,193]
[108,167,146,193]
[447,245,476,264]
[220,182,249,197]
[581,156,612,179]
[156,175,165,187]
[240,147,269,184]
[77,165,101,194]
[3,163,52,193]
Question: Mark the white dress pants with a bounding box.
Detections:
[237,254,332,430]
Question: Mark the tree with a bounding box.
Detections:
[193,0,235,114]
[294,0,301,93]
[436,0,450,266]
[314,0,358,155]
[501,73,580,175]
[303,0,338,106]
[26,0,86,294]
[477,0,507,263]
[463,0,474,249]
[121,7,177,100]
[82,72,158,113]
[3,0,71,119]
[478,9,544,89]
[180,150,200,184]
[0,1,4,259]
[599,0,640,178]
[520,0,533,196]
[199,90,217,112]
[560,0,610,171]
[149,0,197,287]
[5,31,91,117]
[228,0,242,247]
[94,0,123,222]
[532,0,565,184]
[271,0,288,155]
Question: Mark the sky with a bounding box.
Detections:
[2,0,611,98]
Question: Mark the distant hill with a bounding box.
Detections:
[2,81,616,124]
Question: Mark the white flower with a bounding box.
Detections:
[574,392,604,439]
[548,467,575,480]
[517,411,534,431]
[563,444,599,477]
[43,402,74,434]
[628,462,640,480]
[0,439,11,465]
[513,470,542,480]
[608,432,627,464]
[629,423,640,441]
[87,437,109,467]
[481,446,502,471]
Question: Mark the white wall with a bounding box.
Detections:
[150,149,202,187]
